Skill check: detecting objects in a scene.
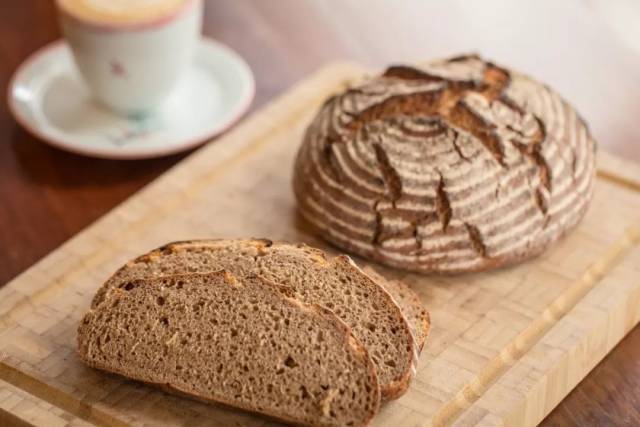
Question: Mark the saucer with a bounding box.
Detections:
[8,38,255,159]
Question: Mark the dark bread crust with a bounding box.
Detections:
[292,55,597,274]
[79,271,381,427]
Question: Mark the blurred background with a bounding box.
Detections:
[1,1,639,424]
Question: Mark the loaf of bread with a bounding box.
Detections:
[293,55,597,273]
[78,271,380,427]
[91,239,421,400]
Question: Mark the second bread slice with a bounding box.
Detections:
[361,266,430,352]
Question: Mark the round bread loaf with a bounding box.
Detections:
[293,55,597,274]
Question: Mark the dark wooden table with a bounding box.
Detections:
[1,1,639,425]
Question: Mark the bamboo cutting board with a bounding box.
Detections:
[1,63,639,427]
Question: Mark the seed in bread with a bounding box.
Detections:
[91,239,418,401]
[78,271,380,427]
[292,55,597,273]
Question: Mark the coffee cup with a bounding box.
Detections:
[56,0,203,115]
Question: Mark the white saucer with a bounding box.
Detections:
[8,38,254,159]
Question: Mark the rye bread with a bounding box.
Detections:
[91,239,418,400]
[360,266,429,352]
[293,55,597,273]
[78,271,380,427]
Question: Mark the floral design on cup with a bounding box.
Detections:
[109,59,126,78]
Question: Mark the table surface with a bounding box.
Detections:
[1,1,639,425]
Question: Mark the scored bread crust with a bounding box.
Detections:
[91,238,418,401]
[292,55,597,274]
[78,271,381,427]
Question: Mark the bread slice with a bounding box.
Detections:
[78,271,380,427]
[361,266,430,352]
[91,239,417,400]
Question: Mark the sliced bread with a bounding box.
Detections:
[361,266,430,352]
[78,271,380,427]
[91,239,417,400]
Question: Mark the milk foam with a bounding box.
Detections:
[57,0,187,25]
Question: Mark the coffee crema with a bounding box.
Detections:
[56,0,188,25]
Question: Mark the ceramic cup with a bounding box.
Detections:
[56,0,203,115]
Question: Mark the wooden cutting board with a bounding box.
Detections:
[1,62,639,427]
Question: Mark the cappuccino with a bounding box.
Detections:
[57,0,202,113]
